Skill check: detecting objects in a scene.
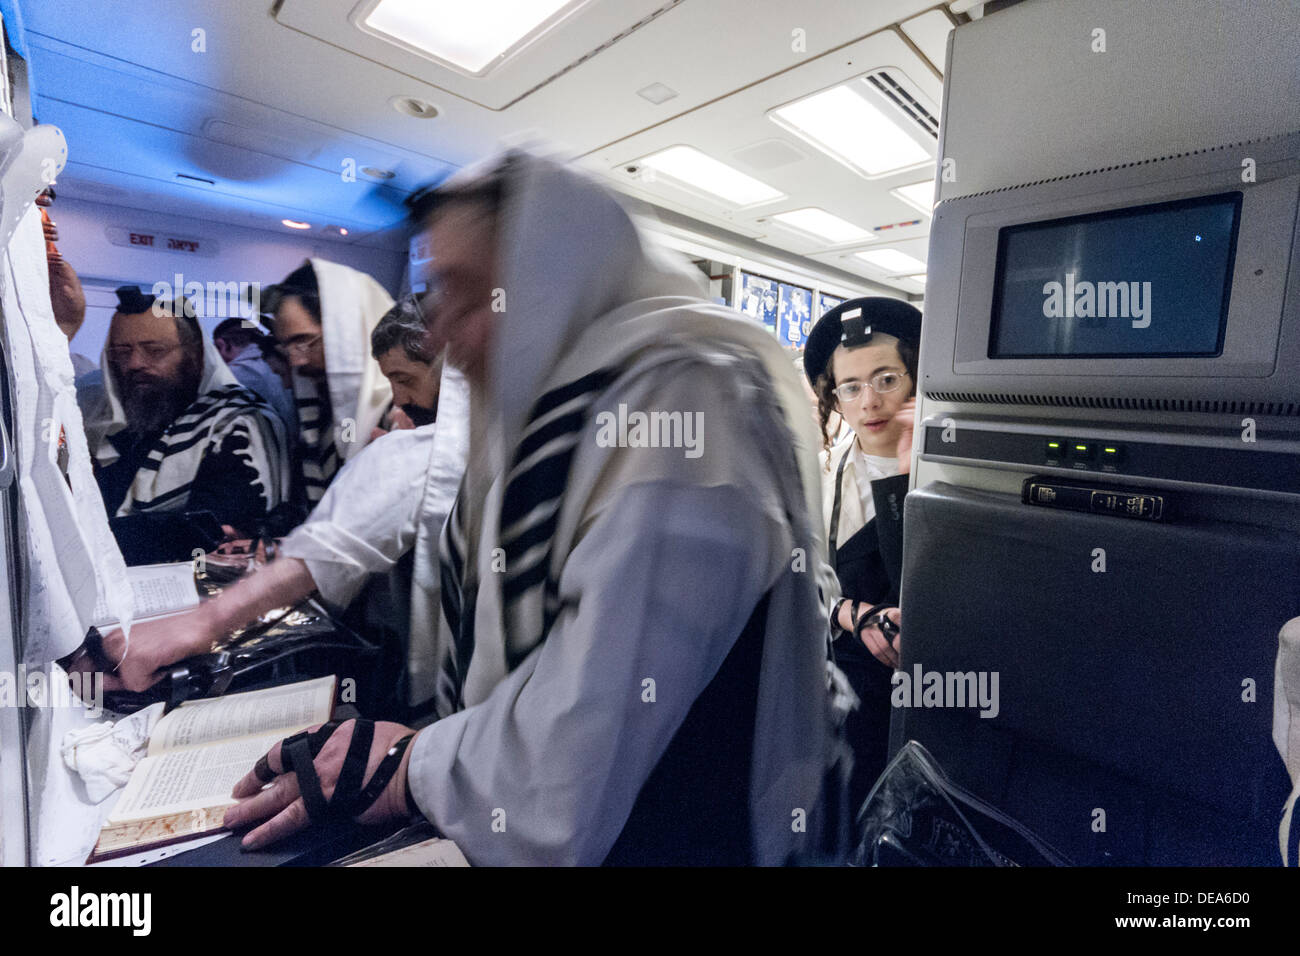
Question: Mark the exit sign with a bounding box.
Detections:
[106,226,218,258]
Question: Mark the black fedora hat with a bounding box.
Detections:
[802,296,922,389]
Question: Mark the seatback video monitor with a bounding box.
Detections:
[989,193,1241,359]
[920,132,1300,414]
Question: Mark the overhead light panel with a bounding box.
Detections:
[855,248,926,274]
[636,146,784,207]
[770,82,932,178]
[359,0,584,76]
[892,180,935,216]
[770,208,873,244]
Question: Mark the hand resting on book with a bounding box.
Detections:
[225,719,419,850]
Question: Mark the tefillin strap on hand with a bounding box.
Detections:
[851,602,899,644]
[266,720,415,824]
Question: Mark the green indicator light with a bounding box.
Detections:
[1048,442,1060,448]
[1075,444,1088,451]
[1104,447,1117,454]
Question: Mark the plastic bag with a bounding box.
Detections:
[852,740,1072,867]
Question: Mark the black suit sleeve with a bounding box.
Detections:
[869,472,910,601]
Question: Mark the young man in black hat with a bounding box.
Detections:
[804,296,922,813]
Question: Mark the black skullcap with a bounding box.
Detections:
[114,285,157,315]
[114,285,199,319]
[802,296,922,389]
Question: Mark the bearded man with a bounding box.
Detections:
[80,286,288,538]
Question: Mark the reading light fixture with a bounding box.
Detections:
[855,248,926,275]
[770,81,932,179]
[635,146,784,207]
[770,208,874,244]
[892,180,936,216]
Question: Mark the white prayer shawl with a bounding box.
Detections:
[819,432,901,549]
[81,331,288,517]
[291,259,393,504]
[278,363,470,706]
[408,152,836,866]
[2,206,132,664]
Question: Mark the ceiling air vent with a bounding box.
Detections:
[864,69,940,140]
[389,96,439,119]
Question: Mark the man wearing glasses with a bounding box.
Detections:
[80,285,289,543]
[266,260,395,519]
[804,297,922,814]
[223,152,835,865]
[83,294,469,709]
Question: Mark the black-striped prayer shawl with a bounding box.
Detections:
[437,368,616,711]
[117,382,285,516]
[293,374,342,507]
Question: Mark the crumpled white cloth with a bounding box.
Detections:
[60,702,164,803]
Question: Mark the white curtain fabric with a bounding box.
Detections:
[2,204,133,866]
[3,205,131,664]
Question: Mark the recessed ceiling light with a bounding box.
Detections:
[389,96,439,119]
[282,219,312,230]
[361,166,397,180]
[770,208,873,244]
[360,0,584,76]
[892,180,935,216]
[855,248,926,274]
[771,82,931,178]
[635,146,784,207]
[637,82,678,105]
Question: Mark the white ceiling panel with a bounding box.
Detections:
[577,29,942,291]
[901,8,957,75]
[18,0,948,286]
[275,0,677,110]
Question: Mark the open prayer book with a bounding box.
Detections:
[90,561,201,627]
[88,676,337,862]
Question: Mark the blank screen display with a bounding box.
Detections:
[989,192,1241,358]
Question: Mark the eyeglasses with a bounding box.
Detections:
[276,334,322,358]
[411,290,438,327]
[106,342,182,364]
[832,370,908,403]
